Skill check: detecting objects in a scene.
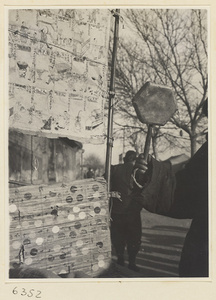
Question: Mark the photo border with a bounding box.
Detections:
[1,0,215,299]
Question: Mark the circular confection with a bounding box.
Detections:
[52,226,60,233]
[9,204,17,213]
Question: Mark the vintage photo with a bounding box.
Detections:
[7,7,208,280]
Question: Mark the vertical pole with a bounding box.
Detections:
[105,9,120,194]
[143,124,153,161]
[123,126,126,158]
[80,149,84,179]
[31,135,33,184]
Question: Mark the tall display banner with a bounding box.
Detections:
[8,9,110,144]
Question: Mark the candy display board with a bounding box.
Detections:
[9,178,112,277]
[8,9,111,144]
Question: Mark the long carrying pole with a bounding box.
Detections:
[105,9,120,194]
[143,124,153,161]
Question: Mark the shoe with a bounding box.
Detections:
[128,264,140,272]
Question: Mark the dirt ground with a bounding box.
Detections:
[99,209,192,278]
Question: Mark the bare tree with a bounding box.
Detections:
[112,9,208,157]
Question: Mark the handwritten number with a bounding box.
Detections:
[12,287,18,294]
[21,288,27,296]
[27,289,34,297]
[12,287,41,298]
[36,290,42,299]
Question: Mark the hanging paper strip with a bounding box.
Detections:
[9,178,112,277]
[8,9,111,144]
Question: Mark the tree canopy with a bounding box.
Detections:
[111,9,208,158]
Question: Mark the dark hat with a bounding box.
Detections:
[123,150,137,163]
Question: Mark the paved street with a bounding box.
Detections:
[99,209,191,278]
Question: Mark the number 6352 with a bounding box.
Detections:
[12,287,42,298]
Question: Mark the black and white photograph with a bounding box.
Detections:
[1,1,215,299]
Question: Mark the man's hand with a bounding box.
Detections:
[132,154,152,188]
[109,191,122,201]
[134,154,149,174]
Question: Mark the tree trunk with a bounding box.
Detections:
[190,134,197,157]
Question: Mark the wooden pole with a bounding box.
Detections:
[31,135,33,184]
[143,124,153,161]
[105,9,120,194]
